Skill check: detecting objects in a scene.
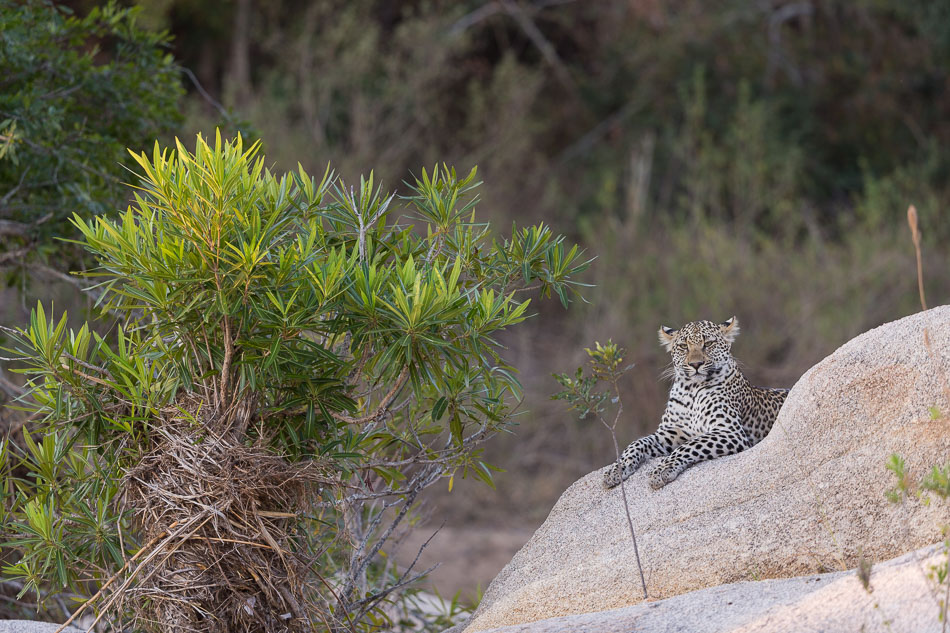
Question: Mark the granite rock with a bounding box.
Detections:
[463,306,950,631]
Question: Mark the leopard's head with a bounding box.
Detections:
[658,317,739,382]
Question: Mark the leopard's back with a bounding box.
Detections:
[743,383,789,443]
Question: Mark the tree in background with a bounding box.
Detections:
[1,132,588,631]
[0,0,182,297]
[0,0,182,424]
[129,0,950,227]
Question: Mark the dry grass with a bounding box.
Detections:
[64,393,337,633]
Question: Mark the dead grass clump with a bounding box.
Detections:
[115,393,335,633]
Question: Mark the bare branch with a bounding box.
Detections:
[331,366,410,425]
[448,2,503,36]
[0,247,30,265]
[63,353,114,380]
[0,220,28,236]
[766,1,813,88]
[0,372,26,398]
[449,0,579,36]
[353,562,439,623]
[343,488,419,602]
[500,0,576,92]
[558,99,644,164]
[181,67,230,120]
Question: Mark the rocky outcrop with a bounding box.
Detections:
[0,623,82,633]
[476,543,948,633]
[463,306,950,632]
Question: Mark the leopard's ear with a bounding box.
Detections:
[720,316,740,343]
[658,325,677,352]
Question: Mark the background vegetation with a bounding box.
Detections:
[3,0,950,611]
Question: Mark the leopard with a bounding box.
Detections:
[603,316,789,490]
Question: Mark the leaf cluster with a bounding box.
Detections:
[886,454,950,505]
[552,340,630,420]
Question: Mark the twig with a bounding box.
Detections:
[907,208,950,421]
[448,0,579,36]
[352,523,443,621]
[63,354,113,379]
[331,366,410,425]
[0,166,30,207]
[343,488,419,601]
[181,68,230,120]
[603,382,648,599]
[557,99,644,164]
[0,220,30,236]
[500,0,576,92]
[448,2,502,35]
[0,247,30,265]
[4,411,44,438]
[0,372,26,398]
[353,564,439,622]
[766,2,813,88]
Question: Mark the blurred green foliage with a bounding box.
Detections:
[0,0,182,278]
[136,0,948,227]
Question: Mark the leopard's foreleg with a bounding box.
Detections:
[603,424,688,488]
[648,424,752,489]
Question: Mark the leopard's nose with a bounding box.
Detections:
[689,361,704,370]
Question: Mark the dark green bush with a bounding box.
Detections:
[0,0,182,281]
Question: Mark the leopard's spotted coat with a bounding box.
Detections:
[604,317,789,490]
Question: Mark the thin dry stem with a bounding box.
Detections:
[907,205,950,417]
[219,316,234,406]
[602,381,648,600]
[907,205,927,310]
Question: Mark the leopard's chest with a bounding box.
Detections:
[668,382,748,433]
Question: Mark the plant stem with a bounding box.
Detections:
[907,205,927,310]
[604,383,648,599]
[609,427,648,599]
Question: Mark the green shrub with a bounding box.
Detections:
[885,452,950,624]
[0,131,588,631]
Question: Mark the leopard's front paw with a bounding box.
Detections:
[648,464,676,490]
[603,463,623,488]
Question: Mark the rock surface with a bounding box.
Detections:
[476,543,948,633]
[0,623,81,633]
[463,306,950,632]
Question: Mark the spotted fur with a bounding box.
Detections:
[604,317,788,490]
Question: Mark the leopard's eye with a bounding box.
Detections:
[676,343,687,352]
[703,339,714,349]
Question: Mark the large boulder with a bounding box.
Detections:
[475,542,947,633]
[0,623,82,633]
[463,306,950,632]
